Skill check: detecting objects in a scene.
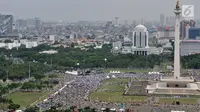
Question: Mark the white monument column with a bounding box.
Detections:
[174,0,181,79]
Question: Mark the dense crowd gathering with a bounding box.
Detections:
[36,73,163,111]
[33,71,200,112]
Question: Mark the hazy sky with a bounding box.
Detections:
[0,0,199,21]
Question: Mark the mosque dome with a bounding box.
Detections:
[134,24,147,32]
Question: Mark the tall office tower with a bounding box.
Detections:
[35,17,41,30]
[166,16,170,25]
[26,17,41,30]
[180,20,188,38]
[180,20,196,39]
[172,16,176,25]
[140,19,145,25]
[170,16,175,25]
[124,20,128,26]
[0,14,13,35]
[132,20,137,27]
[160,14,165,26]
[15,19,27,30]
[115,17,119,26]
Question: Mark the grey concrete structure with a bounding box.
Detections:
[180,40,200,56]
[146,0,200,95]
[173,3,181,79]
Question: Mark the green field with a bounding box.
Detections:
[90,78,146,103]
[104,68,151,73]
[102,78,130,83]
[98,84,125,92]
[90,92,146,103]
[7,92,49,108]
[159,98,197,105]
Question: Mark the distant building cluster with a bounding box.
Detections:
[15,17,41,30]
[160,14,175,26]
[0,39,38,49]
[0,12,199,56]
[112,25,163,55]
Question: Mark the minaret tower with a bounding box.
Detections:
[174,0,181,79]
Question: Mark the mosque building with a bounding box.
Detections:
[114,24,163,55]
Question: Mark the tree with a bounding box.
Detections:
[71,43,75,48]
[8,103,20,110]
[4,39,12,43]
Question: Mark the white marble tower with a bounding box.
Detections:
[174,0,181,79]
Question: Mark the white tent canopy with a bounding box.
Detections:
[106,75,110,79]
[112,75,116,78]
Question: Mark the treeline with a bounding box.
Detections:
[0,44,199,76]
[0,59,52,80]
[0,44,162,69]
[181,54,200,69]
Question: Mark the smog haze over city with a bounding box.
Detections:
[0,0,199,21]
[2,0,200,112]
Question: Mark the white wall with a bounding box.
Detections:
[26,41,38,48]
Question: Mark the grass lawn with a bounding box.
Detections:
[102,78,130,83]
[7,92,49,108]
[90,92,146,103]
[98,78,129,92]
[98,84,125,92]
[104,68,151,73]
[159,98,197,105]
[90,78,146,103]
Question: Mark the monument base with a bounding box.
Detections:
[160,76,194,87]
[146,76,200,95]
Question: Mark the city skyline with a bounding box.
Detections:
[0,0,199,22]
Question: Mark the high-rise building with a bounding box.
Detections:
[166,17,169,25]
[170,16,175,25]
[35,17,41,30]
[15,19,27,30]
[188,28,200,40]
[0,14,13,35]
[160,14,165,26]
[26,17,41,29]
[180,20,196,39]
[132,20,137,27]
[114,17,119,26]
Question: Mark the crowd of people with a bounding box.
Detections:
[36,71,200,112]
[36,73,163,111]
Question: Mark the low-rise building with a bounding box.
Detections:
[39,50,58,54]
[180,40,200,56]
[26,41,38,48]
[7,43,21,49]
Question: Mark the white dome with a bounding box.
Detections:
[134,24,147,32]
